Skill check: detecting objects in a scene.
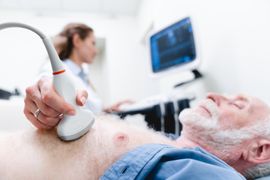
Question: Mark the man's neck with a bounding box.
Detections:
[175,132,252,176]
[230,159,254,175]
[175,135,200,148]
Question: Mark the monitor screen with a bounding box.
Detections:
[150,17,197,73]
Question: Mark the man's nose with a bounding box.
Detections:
[207,92,228,106]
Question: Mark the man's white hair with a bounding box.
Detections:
[242,115,270,179]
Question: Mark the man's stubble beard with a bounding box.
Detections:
[178,99,252,162]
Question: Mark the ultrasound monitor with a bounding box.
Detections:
[150,17,199,74]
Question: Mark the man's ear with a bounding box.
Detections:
[245,139,270,164]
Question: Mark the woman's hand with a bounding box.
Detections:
[24,76,88,129]
[104,100,134,113]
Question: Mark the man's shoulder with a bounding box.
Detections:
[138,145,246,179]
[101,144,245,180]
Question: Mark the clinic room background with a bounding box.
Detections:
[0,0,270,131]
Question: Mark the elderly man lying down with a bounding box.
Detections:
[6,83,270,179]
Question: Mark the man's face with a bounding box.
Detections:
[179,93,270,150]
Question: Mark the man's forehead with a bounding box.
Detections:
[237,94,268,107]
[217,93,248,99]
[252,97,269,108]
[217,93,269,110]
[248,96,270,118]
[205,93,268,107]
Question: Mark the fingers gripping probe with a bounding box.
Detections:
[0,22,95,141]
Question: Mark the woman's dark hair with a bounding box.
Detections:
[53,23,93,60]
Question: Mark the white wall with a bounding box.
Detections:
[137,0,270,103]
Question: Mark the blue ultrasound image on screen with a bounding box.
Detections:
[150,17,196,73]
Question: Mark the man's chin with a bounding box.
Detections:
[179,109,195,124]
[179,110,216,128]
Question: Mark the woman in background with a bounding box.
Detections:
[24,23,132,129]
[53,23,102,114]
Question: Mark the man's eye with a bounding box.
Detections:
[233,103,242,109]
[233,102,245,109]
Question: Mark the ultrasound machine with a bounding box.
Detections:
[115,17,202,136]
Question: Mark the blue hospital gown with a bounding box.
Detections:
[101,144,245,180]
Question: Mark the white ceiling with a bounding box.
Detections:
[0,0,142,17]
